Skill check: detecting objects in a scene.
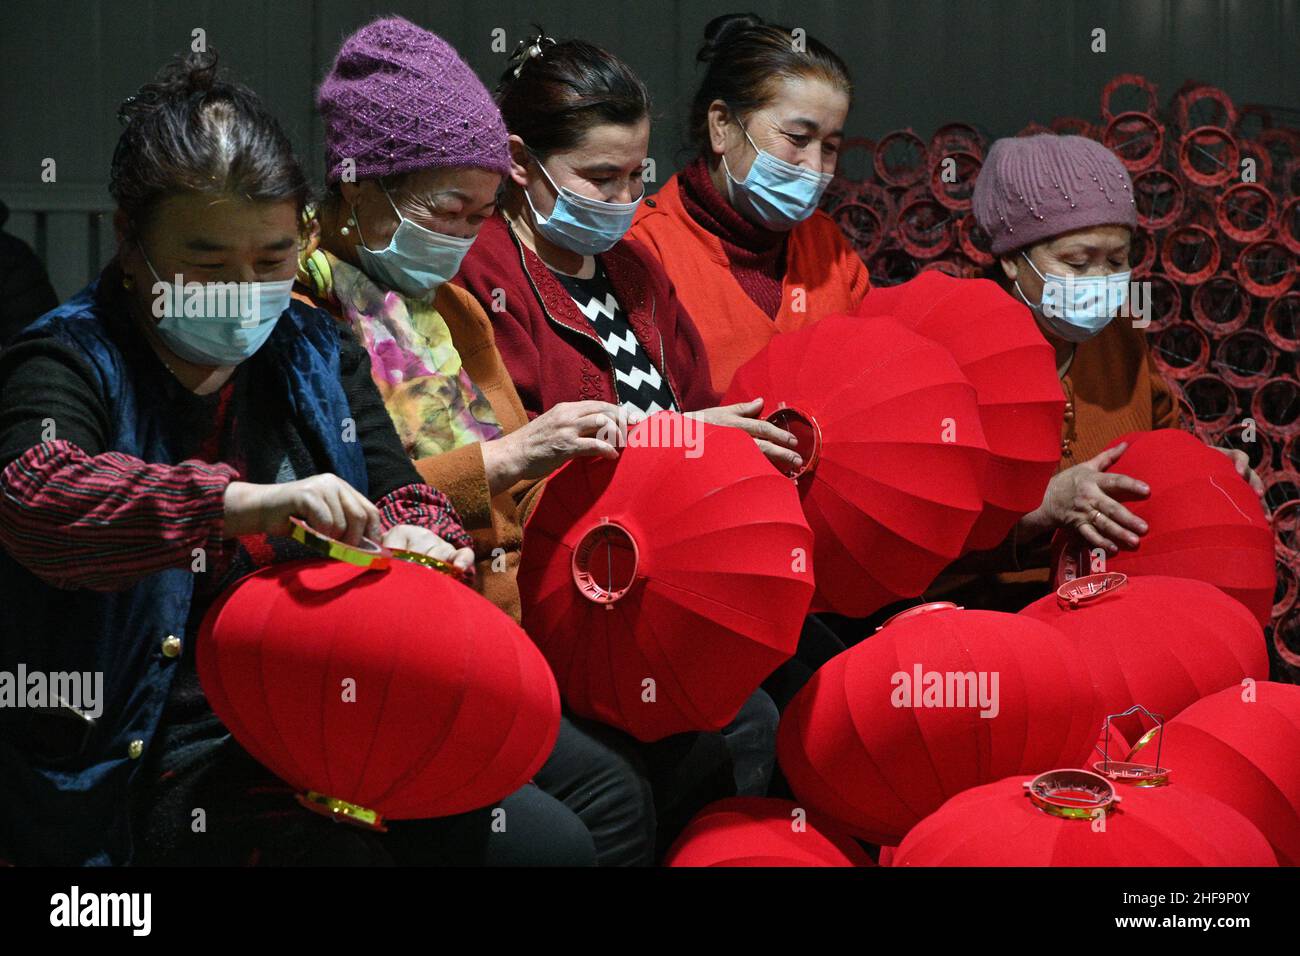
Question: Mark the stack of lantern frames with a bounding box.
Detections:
[820,73,1300,682]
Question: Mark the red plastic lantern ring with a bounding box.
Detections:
[1236,240,1297,297]
[766,404,822,481]
[1150,323,1211,381]
[1160,225,1221,285]
[831,202,886,259]
[1175,85,1238,132]
[1279,196,1300,256]
[1274,499,1300,564]
[1140,274,1182,331]
[571,519,640,605]
[1180,375,1240,432]
[1132,169,1185,231]
[928,149,982,211]
[873,128,928,187]
[874,600,964,631]
[896,196,954,258]
[1252,378,1300,439]
[1178,127,1240,188]
[1264,294,1300,351]
[1022,769,1121,819]
[957,215,994,266]
[1103,112,1164,171]
[1190,276,1251,336]
[1054,570,1129,608]
[1101,73,1159,123]
[1216,183,1278,243]
[1214,330,1276,390]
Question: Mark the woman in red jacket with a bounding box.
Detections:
[455,32,801,474]
[625,14,871,395]
[454,30,816,797]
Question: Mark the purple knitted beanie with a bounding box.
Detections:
[972,134,1137,255]
[317,16,510,183]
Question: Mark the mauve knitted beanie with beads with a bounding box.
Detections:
[317,16,510,183]
[972,134,1137,255]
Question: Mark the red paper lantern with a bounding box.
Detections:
[856,272,1065,551]
[664,798,873,867]
[1128,682,1300,865]
[777,602,1098,845]
[724,314,989,617]
[1051,429,1275,625]
[892,769,1276,866]
[518,412,814,742]
[198,557,560,827]
[1020,573,1268,743]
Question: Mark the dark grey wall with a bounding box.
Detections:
[2,0,1296,297]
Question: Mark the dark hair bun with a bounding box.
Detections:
[699,13,765,62]
[117,49,220,125]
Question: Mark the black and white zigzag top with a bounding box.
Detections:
[551,263,678,416]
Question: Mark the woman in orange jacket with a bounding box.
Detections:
[626,13,871,395]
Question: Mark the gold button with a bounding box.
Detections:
[128,739,144,759]
[161,635,182,658]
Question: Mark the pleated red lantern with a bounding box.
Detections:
[198,557,560,827]
[892,769,1276,866]
[856,271,1064,552]
[1128,681,1300,865]
[664,798,873,867]
[1051,429,1275,625]
[518,412,814,742]
[776,602,1099,845]
[724,314,989,617]
[1020,573,1268,743]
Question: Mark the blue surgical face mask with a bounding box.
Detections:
[142,248,291,366]
[354,183,476,299]
[1015,252,1131,343]
[722,121,834,231]
[523,153,642,256]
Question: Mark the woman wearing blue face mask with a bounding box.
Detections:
[456,28,802,838]
[300,16,724,868]
[626,13,872,396]
[0,50,606,868]
[936,133,1264,610]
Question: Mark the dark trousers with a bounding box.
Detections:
[129,734,596,866]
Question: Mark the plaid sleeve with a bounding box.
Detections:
[375,481,474,551]
[0,438,238,592]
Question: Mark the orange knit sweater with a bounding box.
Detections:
[628,174,872,395]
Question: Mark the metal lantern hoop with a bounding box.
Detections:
[1252,378,1300,440]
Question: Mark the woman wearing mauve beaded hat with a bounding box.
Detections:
[302,16,761,866]
[939,133,1263,607]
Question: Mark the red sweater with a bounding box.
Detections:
[453,213,719,418]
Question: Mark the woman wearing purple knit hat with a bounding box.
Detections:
[303,16,748,866]
[961,133,1262,599]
